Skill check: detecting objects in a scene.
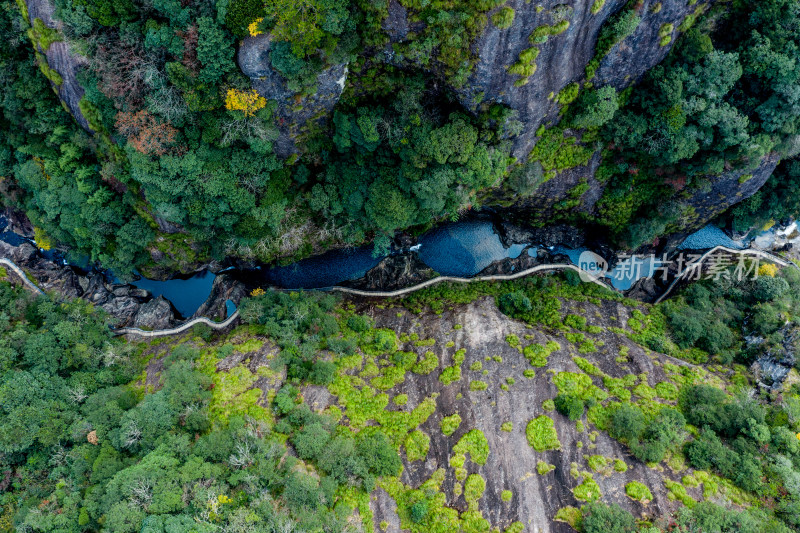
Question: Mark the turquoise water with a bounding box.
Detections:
[4,215,755,319]
[417,221,530,276]
[607,256,659,291]
[679,225,744,250]
[418,222,505,276]
[265,246,383,289]
[225,299,237,318]
[131,270,216,318]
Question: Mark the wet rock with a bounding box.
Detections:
[2,208,34,238]
[498,222,585,249]
[343,254,437,291]
[193,273,248,321]
[476,245,540,276]
[625,276,661,303]
[100,294,143,325]
[0,239,177,327]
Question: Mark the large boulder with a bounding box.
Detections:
[133,296,177,330]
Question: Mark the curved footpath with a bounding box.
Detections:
[0,258,44,295]
[1,247,795,338]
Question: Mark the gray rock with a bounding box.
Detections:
[133,296,177,330]
[238,34,279,79]
[0,238,172,328]
[458,0,698,159]
[343,254,437,291]
[24,0,91,132]
[752,323,799,389]
[192,273,248,321]
[382,0,410,42]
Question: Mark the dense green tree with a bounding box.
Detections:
[581,502,636,533]
[554,394,585,421]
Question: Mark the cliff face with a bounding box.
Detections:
[25,0,92,132]
[335,295,726,532]
[26,0,777,256]
[458,0,780,242]
[457,0,704,160]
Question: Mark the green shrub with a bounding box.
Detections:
[405,430,430,462]
[556,82,580,105]
[453,429,489,465]
[441,414,462,436]
[573,474,601,501]
[526,416,561,451]
[537,460,556,475]
[412,351,439,375]
[224,0,267,37]
[464,474,486,503]
[581,502,636,532]
[469,380,488,391]
[625,481,653,502]
[554,394,585,421]
[492,7,515,29]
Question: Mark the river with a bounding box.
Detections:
[0,214,786,317]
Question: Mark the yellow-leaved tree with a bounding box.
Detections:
[225,88,266,117]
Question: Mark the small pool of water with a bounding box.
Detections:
[607,255,659,291]
[225,299,237,318]
[131,270,216,318]
[551,245,589,266]
[265,246,383,289]
[0,216,29,247]
[417,221,529,277]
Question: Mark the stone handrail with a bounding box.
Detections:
[114,311,240,337]
[328,263,611,298]
[0,258,44,295]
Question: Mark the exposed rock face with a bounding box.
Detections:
[382,0,411,42]
[450,0,773,243]
[669,153,782,243]
[133,296,177,330]
[458,0,702,159]
[343,254,437,291]
[0,239,177,329]
[312,295,710,531]
[192,273,248,321]
[237,34,348,157]
[751,324,799,389]
[25,0,91,132]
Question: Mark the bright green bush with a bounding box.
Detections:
[492,7,515,29]
[526,416,561,451]
[441,414,462,436]
[625,481,653,502]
